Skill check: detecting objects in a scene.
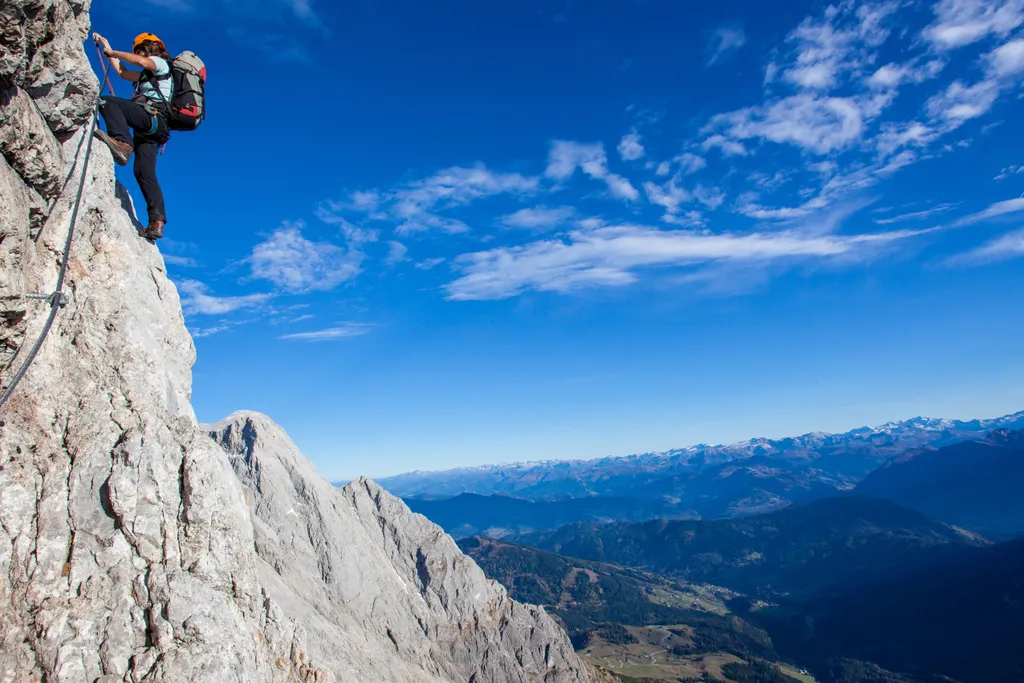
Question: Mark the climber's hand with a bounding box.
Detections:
[93,33,113,55]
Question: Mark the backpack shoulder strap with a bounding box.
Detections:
[139,58,175,82]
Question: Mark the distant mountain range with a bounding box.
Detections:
[378,411,1024,504]
[515,496,988,598]
[385,413,1024,539]
[855,428,1024,539]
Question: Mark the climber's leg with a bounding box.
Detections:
[133,139,165,235]
[97,97,154,166]
[98,97,154,143]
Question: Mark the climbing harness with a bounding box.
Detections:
[0,86,106,411]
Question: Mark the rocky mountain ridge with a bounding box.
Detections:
[378,411,1024,501]
[0,2,591,681]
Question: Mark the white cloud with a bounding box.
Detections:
[946,228,1024,265]
[395,214,471,235]
[500,206,577,230]
[736,200,813,220]
[986,37,1024,77]
[178,280,272,316]
[617,131,645,161]
[444,223,928,301]
[248,221,364,293]
[708,26,747,65]
[348,190,381,212]
[694,185,727,210]
[644,179,691,215]
[926,79,1001,128]
[163,255,197,267]
[663,211,707,228]
[655,161,672,176]
[952,197,1024,226]
[701,134,749,157]
[874,121,938,156]
[874,203,957,224]
[279,323,373,341]
[191,324,232,338]
[546,141,605,180]
[866,59,945,89]
[676,153,708,175]
[706,94,864,155]
[546,141,640,201]
[779,1,898,91]
[392,165,539,219]
[923,0,1024,50]
[333,164,540,235]
[415,258,446,270]
[385,241,409,265]
[995,164,1023,180]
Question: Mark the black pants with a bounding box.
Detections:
[98,97,170,223]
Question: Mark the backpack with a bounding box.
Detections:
[144,51,207,131]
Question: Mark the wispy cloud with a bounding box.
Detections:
[248,221,365,292]
[444,223,929,301]
[995,164,1023,181]
[946,228,1024,265]
[617,131,645,161]
[775,0,897,91]
[163,254,198,267]
[385,241,410,265]
[415,258,446,271]
[701,134,748,157]
[708,26,747,66]
[546,141,640,201]
[705,94,865,156]
[179,280,272,316]
[191,324,233,338]
[952,197,1024,226]
[874,203,957,224]
[923,0,1024,50]
[676,153,708,175]
[330,164,540,235]
[500,206,577,230]
[279,323,373,341]
[694,0,1024,221]
[984,37,1024,77]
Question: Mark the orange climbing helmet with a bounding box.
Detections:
[133,33,165,51]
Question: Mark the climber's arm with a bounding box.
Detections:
[106,50,158,73]
[92,34,145,82]
[109,57,142,83]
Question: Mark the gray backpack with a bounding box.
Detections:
[145,50,207,131]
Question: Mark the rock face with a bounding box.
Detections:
[0,1,593,681]
[209,412,591,683]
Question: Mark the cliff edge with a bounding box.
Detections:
[0,2,593,681]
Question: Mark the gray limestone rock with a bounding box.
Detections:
[0,85,64,199]
[208,412,592,683]
[0,1,597,681]
[1,0,98,135]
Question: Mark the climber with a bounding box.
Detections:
[91,32,172,241]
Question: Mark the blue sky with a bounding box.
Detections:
[90,0,1024,480]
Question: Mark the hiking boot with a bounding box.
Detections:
[93,129,133,166]
[142,220,165,241]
